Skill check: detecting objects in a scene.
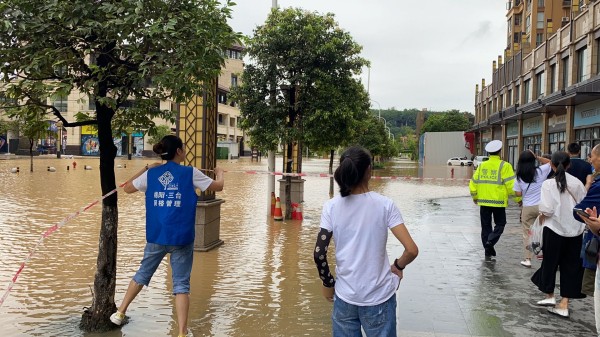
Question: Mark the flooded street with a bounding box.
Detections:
[0,156,472,336]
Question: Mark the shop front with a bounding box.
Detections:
[574,101,600,159]
[506,122,519,167]
[522,116,542,156]
[547,113,566,155]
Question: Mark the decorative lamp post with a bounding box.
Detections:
[126,126,133,160]
[56,121,62,159]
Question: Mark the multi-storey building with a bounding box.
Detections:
[473,0,600,167]
[1,45,247,158]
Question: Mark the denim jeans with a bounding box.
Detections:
[133,242,194,294]
[332,294,396,337]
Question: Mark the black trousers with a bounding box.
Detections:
[531,227,585,298]
[480,206,506,248]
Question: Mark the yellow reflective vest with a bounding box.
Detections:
[469,155,521,207]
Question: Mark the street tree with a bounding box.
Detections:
[147,125,173,147]
[6,105,48,171]
[420,110,472,134]
[235,8,369,206]
[0,0,239,331]
[350,113,396,160]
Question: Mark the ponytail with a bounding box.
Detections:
[334,146,371,197]
[550,151,570,193]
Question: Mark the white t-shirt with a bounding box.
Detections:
[133,166,213,192]
[513,163,552,207]
[539,173,586,237]
[320,191,403,306]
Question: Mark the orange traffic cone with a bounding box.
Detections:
[270,192,276,216]
[296,202,303,220]
[291,202,298,220]
[273,197,283,221]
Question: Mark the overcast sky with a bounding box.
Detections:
[228,0,507,113]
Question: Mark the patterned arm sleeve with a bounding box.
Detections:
[314,228,335,288]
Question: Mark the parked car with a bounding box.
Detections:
[447,157,473,166]
[473,155,489,168]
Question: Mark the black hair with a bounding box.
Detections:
[334,146,372,197]
[153,135,182,161]
[567,142,580,155]
[516,150,537,184]
[488,150,500,156]
[551,151,570,194]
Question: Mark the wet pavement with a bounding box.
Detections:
[400,196,596,337]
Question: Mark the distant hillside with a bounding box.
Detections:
[371,108,474,136]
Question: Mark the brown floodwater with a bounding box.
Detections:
[0,155,471,336]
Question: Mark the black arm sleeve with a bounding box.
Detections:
[314,227,335,288]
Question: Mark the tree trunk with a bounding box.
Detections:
[285,142,293,220]
[329,149,334,198]
[80,77,119,331]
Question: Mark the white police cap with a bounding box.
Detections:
[485,140,502,153]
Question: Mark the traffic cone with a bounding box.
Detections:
[296,202,303,221]
[273,197,283,221]
[270,192,276,216]
[291,202,298,220]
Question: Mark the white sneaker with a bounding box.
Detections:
[536,297,556,306]
[520,259,532,268]
[110,311,126,325]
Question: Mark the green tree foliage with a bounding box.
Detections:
[7,105,49,171]
[0,0,239,331]
[420,110,472,134]
[235,8,370,155]
[147,124,172,146]
[350,114,397,159]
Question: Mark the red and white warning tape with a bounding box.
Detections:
[216,169,470,182]
[0,182,126,307]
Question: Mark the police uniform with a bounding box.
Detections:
[469,140,521,256]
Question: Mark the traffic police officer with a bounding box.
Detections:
[469,140,521,257]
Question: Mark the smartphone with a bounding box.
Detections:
[574,208,591,219]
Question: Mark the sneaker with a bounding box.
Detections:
[536,297,556,306]
[110,311,126,325]
[520,259,532,268]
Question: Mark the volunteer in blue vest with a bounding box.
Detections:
[110,135,224,337]
[469,140,521,258]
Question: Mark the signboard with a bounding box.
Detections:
[547,113,567,133]
[522,116,542,136]
[81,135,99,156]
[574,100,600,128]
[506,122,519,138]
[81,125,98,135]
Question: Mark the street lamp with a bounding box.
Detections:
[56,121,62,159]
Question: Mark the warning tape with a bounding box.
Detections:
[0,182,126,307]
[213,169,471,182]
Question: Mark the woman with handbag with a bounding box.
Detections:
[531,151,587,318]
[514,150,551,267]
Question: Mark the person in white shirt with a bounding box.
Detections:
[313,146,418,337]
[531,151,587,318]
[514,150,551,268]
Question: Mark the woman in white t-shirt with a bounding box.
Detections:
[514,150,551,268]
[531,151,587,318]
[313,146,418,337]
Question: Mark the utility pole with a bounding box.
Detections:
[267,0,277,216]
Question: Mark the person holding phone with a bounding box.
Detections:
[531,151,587,318]
[313,146,418,336]
[514,150,551,268]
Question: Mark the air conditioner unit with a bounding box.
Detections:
[562,17,570,22]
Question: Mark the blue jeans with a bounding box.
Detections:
[332,294,396,337]
[133,242,194,294]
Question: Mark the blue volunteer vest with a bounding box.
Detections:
[145,161,198,245]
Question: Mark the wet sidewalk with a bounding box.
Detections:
[396,196,596,337]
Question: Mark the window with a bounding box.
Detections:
[536,33,544,46]
[515,14,522,26]
[218,114,224,125]
[577,47,588,82]
[507,89,512,106]
[514,32,521,43]
[88,95,96,111]
[549,64,556,93]
[597,39,600,75]
[230,117,235,127]
[515,84,520,104]
[228,49,242,60]
[523,134,542,155]
[524,79,531,103]
[548,132,565,154]
[526,15,531,34]
[508,18,512,34]
[535,72,545,98]
[231,74,238,88]
[537,13,544,29]
[218,91,227,104]
[499,94,503,111]
[53,95,68,112]
[576,128,600,158]
[562,57,569,89]
[538,0,544,7]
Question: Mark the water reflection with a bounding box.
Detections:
[0,156,470,336]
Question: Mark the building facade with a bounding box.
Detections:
[473,0,600,167]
